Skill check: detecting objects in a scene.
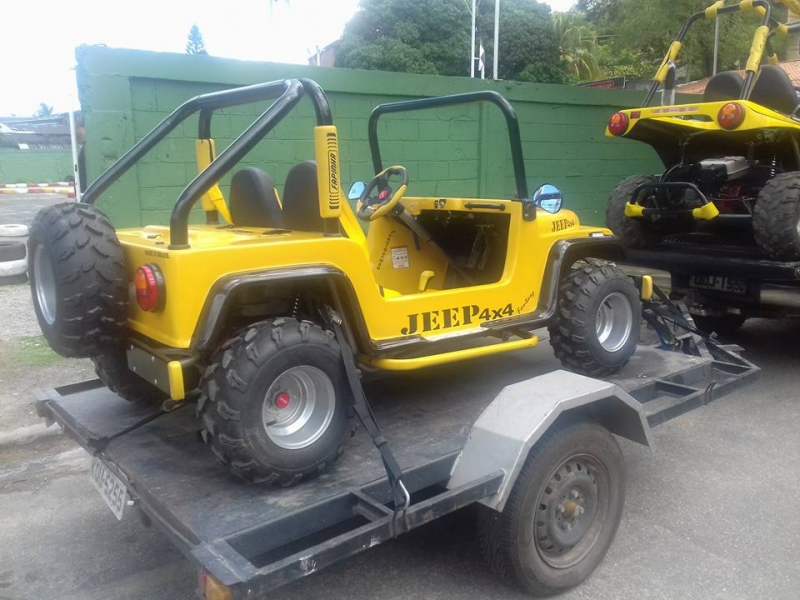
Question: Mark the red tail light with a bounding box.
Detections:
[717,102,745,130]
[135,264,165,312]
[608,112,630,136]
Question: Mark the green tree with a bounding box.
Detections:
[335,0,470,75]
[552,12,602,81]
[34,103,53,118]
[186,24,208,55]
[576,0,764,82]
[335,0,566,83]
[476,0,567,83]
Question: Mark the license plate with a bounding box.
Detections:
[690,275,747,295]
[90,456,127,520]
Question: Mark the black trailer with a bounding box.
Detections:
[35,331,758,600]
[624,237,800,335]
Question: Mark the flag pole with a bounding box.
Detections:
[470,0,477,77]
[493,0,500,79]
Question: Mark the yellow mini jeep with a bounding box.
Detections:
[606,0,800,260]
[29,79,643,484]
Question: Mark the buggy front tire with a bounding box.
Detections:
[479,418,625,596]
[199,318,354,485]
[606,175,662,249]
[28,202,128,357]
[753,172,800,260]
[549,263,641,377]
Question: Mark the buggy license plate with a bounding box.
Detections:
[690,275,747,295]
[90,456,127,520]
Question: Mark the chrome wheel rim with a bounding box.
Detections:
[595,291,633,353]
[33,244,57,326]
[262,366,336,450]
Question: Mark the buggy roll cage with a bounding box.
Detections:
[368,92,531,210]
[642,0,774,107]
[80,79,334,248]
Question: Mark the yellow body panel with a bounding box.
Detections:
[606,100,800,138]
[119,203,607,352]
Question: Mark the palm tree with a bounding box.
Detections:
[552,12,602,82]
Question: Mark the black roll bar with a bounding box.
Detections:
[81,78,335,249]
[367,91,530,204]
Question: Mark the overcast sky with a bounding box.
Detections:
[0,0,576,117]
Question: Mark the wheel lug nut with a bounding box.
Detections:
[557,505,565,514]
[570,490,580,500]
[576,506,585,515]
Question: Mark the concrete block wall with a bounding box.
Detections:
[76,46,680,227]
[0,149,73,184]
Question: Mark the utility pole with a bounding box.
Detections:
[493,0,500,80]
[470,0,477,77]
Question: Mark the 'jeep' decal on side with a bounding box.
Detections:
[402,303,513,335]
[551,218,576,232]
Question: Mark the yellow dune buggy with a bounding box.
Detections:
[28,79,645,485]
[606,0,800,260]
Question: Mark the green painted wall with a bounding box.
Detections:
[0,149,73,184]
[76,46,678,227]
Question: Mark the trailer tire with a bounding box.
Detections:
[691,314,746,337]
[753,172,800,260]
[479,418,625,597]
[606,175,663,248]
[549,263,640,377]
[28,202,128,357]
[199,318,355,485]
[93,347,167,404]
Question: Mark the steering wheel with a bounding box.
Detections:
[356,166,408,222]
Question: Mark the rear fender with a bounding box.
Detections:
[190,266,369,355]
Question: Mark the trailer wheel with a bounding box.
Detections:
[691,314,746,337]
[549,263,641,377]
[28,202,128,357]
[199,318,354,485]
[606,174,663,248]
[753,172,800,260]
[93,347,167,404]
[479,418,625,597]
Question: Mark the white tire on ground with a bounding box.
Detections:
[0,224,29,237]
[0,257,27,277]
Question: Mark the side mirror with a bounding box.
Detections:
[532,184,564,214]
[348,181,366,201]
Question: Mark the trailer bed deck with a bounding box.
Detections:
[35,343,757,597]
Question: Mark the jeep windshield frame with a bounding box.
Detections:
[81,78,334,248]
[642,0,772,108]
[367,91,530,208]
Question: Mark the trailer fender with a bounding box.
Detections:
[447,369,652,512]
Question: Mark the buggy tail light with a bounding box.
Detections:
[607,112,629,136]
[135,264,166,312]
[717,102,745,130]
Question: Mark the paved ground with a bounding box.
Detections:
[1,192,799,599]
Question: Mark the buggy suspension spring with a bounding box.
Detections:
[292,295,300,319]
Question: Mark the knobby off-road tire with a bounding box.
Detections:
[478,418,625,597]
[28,202,127,357]
[548,263,641,377]
[92,347,167,404]
[753,172,800,260]
[606,174,663,249]
[198,317,355,485]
